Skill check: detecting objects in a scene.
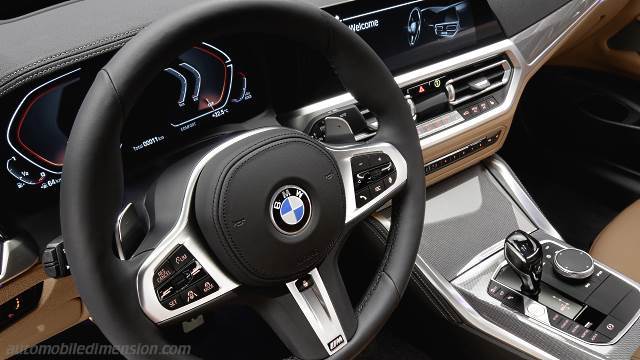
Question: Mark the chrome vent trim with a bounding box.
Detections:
[446,60,512,106]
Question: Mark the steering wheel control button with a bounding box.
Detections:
[369,180,386,196]
[169,246,195,272]
[161,295,184,311]
[367,152,391,168]
[195,276,219,296]
[355,188,371,208]
[553,248,595,281]
[181,285,203,305]
[350,155,371,173]
[153,262,175,288]
[383,172,397,188]
[350,152,395,207]
[295,274,315,292]
[157,283,177,302]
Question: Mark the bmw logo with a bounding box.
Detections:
[270,185,312,234]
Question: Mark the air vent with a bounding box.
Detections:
[445,60,511,106]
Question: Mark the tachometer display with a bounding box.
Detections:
[2,40,264,193]
[163,43,233,127]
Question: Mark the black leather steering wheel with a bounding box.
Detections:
[60,1,425,359]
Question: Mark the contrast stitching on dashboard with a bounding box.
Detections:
[0,42,126,97]
[0,26,145,85]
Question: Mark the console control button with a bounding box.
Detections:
[586,276,632,314]
[611,290,640,324]
[153,262,175,288]
[596,316,624,339]
[568,322,588,337]
[587,332,611,344]
[547,309,564,326]
[169,246,195,272]
[553,248,594,280]
[487,281,523,312]
[575,306,607,330]
[556,317,573,331]
[577,328,594,341]
[487,281,503,300]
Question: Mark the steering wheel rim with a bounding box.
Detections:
[61,1,426,359]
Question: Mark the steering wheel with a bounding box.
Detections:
[60,1,425,359]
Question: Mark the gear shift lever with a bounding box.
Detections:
[504,230,543,296]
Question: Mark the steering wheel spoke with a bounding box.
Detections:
[325,141,408,227]
[252,258,356,359]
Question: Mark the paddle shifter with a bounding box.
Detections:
[504,230,543,296]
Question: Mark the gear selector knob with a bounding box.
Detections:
[504,230,543,296]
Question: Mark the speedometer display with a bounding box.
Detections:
[122,40,262,157]
[2,39,264,193]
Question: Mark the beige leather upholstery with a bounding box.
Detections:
[590,200,640,282]
[590,200,640,359]
[0,266,89,359]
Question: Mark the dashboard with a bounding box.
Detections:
[0,0,506,209]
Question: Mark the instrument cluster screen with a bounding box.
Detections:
[325,0,504,73]
[1,39,265,195]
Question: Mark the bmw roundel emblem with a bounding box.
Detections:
[270,185,312,234]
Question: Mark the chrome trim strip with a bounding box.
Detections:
[0,238,38,286]
[512,0,602,65]
[485,156,563,240]
[286,268,347,356]
[491,239,640,347]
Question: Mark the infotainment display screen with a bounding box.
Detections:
[325,0,504,73]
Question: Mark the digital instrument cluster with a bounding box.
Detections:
[2,41,264,193]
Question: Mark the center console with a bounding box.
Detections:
[372,156,640,359]
[490,232,640,345]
